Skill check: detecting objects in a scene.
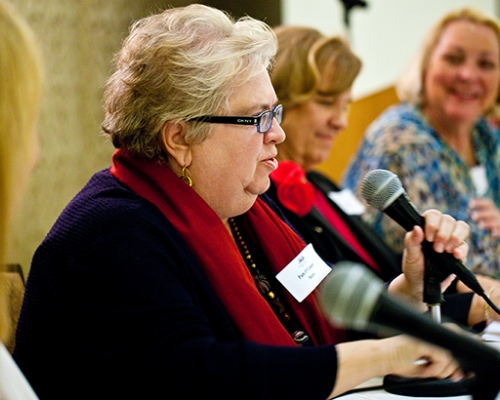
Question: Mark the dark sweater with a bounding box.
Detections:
[14,169,337,400]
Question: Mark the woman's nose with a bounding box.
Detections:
[265,119,286,144]
[329,109,348,130]
[457,60,478,81]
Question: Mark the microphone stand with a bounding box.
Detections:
[422,241,444,323]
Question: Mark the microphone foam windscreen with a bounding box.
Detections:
[361,169,404,210]
[318,262,383,331]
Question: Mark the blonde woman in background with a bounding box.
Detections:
[0,1,41,398]
[267,25,500,328]
[344,8,500,280]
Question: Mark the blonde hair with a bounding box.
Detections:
[397,7,500,107]
[0,0,42,343]
[272,26,361,110]
[102,4,277,161]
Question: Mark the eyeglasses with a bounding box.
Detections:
[189,104,283,133]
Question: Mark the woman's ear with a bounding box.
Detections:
[159,120,193,167]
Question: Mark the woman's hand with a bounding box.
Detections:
[379,335,462,380]
[330,335,463,398]
[469,198,500,237]
[388,210,469,308]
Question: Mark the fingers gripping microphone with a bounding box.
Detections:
[319,263,500,400]
[360,169,485,301]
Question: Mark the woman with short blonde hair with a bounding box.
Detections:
[344,7,500,278]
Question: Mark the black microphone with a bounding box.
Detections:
[319,262,500,400]
[360,169,484,298]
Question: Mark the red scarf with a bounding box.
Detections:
[110,150,343,346]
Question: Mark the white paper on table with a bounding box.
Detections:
[482,320,500,342]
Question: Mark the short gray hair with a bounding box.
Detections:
[102,4,277,160]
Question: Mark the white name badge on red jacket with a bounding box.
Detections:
[276,243,332,303]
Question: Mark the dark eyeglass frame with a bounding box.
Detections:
[188,104,283,133]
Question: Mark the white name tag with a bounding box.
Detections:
[470,165,488,197]
[276,244,332,303]
[328,188,366,215]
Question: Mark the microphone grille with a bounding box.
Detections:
[318,262,383,332]
[361,169,404,210]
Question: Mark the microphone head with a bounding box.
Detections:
[361,169,405,211]
[318,262,384,332]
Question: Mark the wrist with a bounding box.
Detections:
[388,275,427,313]
[484,287,497,321]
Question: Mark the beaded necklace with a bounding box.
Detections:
[228,217,310,346]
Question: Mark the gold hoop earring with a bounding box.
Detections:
[180,166,193,187]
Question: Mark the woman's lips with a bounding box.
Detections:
[262,156,278,170]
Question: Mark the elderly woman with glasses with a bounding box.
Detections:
[15,5,467,399]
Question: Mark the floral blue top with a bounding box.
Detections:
[342,102,500,277]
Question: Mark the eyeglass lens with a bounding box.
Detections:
[259,105,283,133]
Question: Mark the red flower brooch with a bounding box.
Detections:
[270,161,315,217]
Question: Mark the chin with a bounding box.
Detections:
[247,178,271,197]
[317,154,330,165]
[446,110,481,123]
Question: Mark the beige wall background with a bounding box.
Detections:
[8,0,164,275]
